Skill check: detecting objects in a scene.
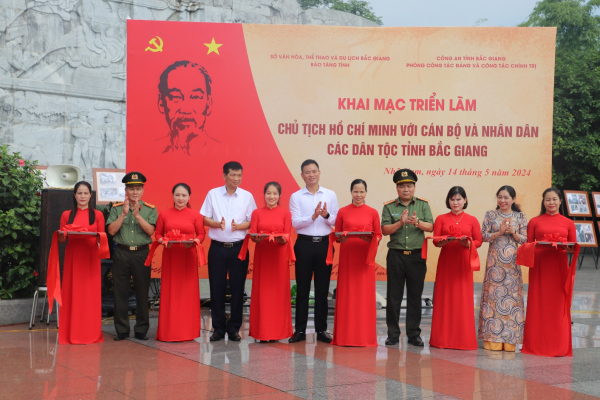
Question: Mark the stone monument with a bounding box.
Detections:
[0,0,378,184]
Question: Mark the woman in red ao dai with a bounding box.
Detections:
[155,183,205,342]
[522,188,576,357]
[248,182,293,342]
[332,179,382,347]
[58,181,106,344]
[430,186,482,350]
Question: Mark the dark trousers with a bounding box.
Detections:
[113,246,151,335]
[208,242,249,335]
[386,249,427,339]
[294,238,331,333]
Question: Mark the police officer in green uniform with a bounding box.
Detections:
[107,172,158,341]
[382,169,434,347]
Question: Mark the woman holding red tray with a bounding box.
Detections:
[245,181,294,342]
[522,188,576,357]
[57,181,106,344]
[430,186,482,350]
[154,183,205,342]
[332,179,382,347]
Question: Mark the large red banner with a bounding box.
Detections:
[127,20,556,282]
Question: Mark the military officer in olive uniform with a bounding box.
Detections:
[107,172,158,341]
[382,169,434,347]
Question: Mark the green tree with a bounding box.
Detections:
[521,0,600,51]
[297,0,383,25]
[551,50,600,190]
[0,145,44,298]
[521,0,600,191]
[298,0,325,9]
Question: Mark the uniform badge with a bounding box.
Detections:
[132,174,138,179]
[401,171,408,177]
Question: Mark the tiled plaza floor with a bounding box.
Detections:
[2,256,600,399]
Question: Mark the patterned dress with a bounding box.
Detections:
[477,210,528,345]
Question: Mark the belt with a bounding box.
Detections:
[116,244,149,251]
[211,239,244,248]
[297,234,329,243]
[392,248,422,255]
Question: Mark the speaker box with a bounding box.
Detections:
[38,189,96,286]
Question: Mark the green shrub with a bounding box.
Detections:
[0,145,44,299]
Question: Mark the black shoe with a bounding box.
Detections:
[316,331,332,344]
[114,333,129,341]
[268,340,277,343]
[288,332,306,343]
[210,332,224,342]
[134,333,148,340]
[228,332,241,341]
[408,335,424,347]
[385,337,399,346]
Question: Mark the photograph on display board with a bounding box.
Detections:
[564,190,592,217]
[592,192,600,217]
[93,168,126,205]
[575,221,597,247]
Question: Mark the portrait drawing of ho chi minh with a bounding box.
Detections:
[157,60,219,155]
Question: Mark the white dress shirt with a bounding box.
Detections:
[200,186,257,242]
[289,186,339,236]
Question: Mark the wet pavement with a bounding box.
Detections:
[2,257,600,399]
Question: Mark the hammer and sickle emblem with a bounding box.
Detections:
[145,36,163,52]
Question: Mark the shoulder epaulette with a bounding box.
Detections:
[383,199,396,205]
[113,202,124,207]
[143,202,156,209]
[416,197,429,202]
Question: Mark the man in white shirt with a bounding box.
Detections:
[200,161,257,342]
[289,159,339,343]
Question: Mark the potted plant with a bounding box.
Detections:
[0,145,44,325]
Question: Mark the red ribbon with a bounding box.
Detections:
[144,229,206,269]
[326,228,381,267]
[515,242,537,268]
[447,225,463,237]
[47,225,109,314]
[564,244,581,318]
[325,232,337,265]
[516,234,572,267]
[421,226,480,271]
[162,229,185,241]
[516,237,580,318]
[544,233,568,249]
[238,231,296,262]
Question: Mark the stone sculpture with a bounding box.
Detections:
[0,0,377,184]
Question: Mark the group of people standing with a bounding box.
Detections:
[55,162,577,358]
[423,183,576,357]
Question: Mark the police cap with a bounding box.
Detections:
[122,171,146,186]
[393,169,418,185]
